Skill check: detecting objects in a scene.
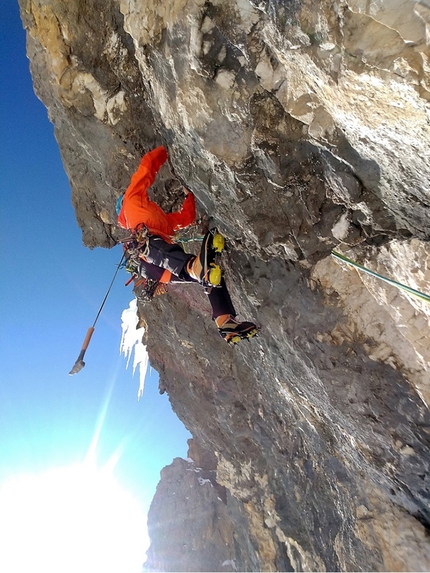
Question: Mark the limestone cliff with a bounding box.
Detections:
[19,0,430,570]
[144,439,243,572]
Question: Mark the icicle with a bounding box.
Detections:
[120,299,149,399]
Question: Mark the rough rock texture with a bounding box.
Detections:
[145,439,242,572]
[19,0,430,570]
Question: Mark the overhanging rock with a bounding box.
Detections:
[19,0,430,569]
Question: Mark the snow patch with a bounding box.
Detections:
[332,212,350,241]
[120,299,149,399]
[198,477,212,487]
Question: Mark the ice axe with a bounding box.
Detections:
[69,326,95,374]
[69,253,125,375]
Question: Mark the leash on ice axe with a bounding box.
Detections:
[69,253,125,375]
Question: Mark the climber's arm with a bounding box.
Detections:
[167,189,196,231]
[124,146,168,205]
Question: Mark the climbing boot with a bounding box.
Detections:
[186,228,225,287]
[216,315,259,344]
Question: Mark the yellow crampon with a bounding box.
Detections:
[212,232,225,253]
[208,263,222,286]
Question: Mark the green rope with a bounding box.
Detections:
[174,235,204,244]
[173,233,205,253]
[331,250,430,304]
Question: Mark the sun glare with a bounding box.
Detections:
[0,464,148,573]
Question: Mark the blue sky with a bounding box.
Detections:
[0,1,191,566]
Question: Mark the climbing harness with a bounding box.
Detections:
[120,220,226,301]
[120,224,178,302]
[122,223,150,257]
[120,223,151,277]
[331,250,430,304]
[118,224,164,302]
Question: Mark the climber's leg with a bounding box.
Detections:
[206,278,236,320]
[216,314,259,344]
[144,236,194,277]
[186,228,224,287]
[208,278,258,344]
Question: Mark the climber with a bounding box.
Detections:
[116,145,258,344]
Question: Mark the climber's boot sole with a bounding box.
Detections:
[226,327,259,344]
[219,323,259,344]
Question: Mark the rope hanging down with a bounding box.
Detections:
[331,250,430,304]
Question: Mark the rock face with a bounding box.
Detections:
[145,439,245,572]
[19,0,430,570]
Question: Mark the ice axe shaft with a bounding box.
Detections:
[68,253,124,375]
[69,327,95,375]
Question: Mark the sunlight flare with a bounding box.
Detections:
[0,464,148,573]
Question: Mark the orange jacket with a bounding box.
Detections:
[118,146,196,241]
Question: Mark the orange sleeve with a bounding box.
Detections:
[123,146,168,205]
[167,192,196,231]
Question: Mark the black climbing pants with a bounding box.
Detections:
[139,235,236,320]
[145,236,194,277]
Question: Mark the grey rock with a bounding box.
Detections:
[19,0,430,570]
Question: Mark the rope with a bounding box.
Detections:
[331,250,430,304]
[173,226,204,253]
[174,234,204,244]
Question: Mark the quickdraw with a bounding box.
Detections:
[134,277,167,304]
[120,223,150,277]
[121,223,150,256]
[119,224,166,302]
